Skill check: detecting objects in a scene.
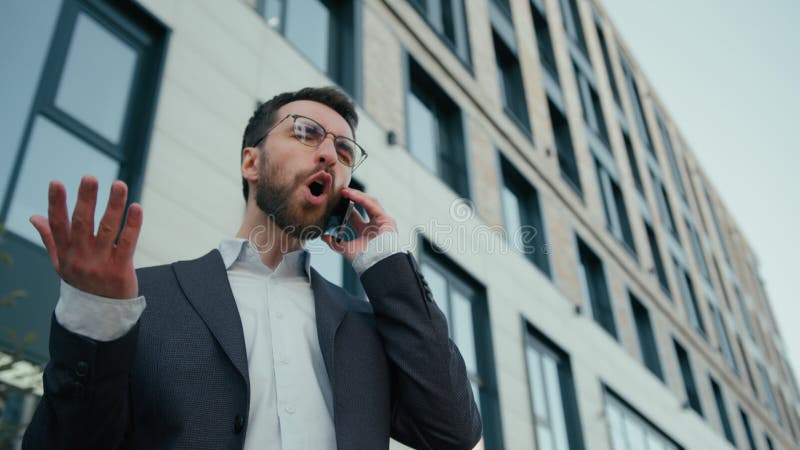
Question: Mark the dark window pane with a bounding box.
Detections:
[526,325,585,450]
[740,408,758,450]
[5,117,119,245]
[500,155,551,276]
[55,13,138,144]
[493,31,531,136]
[577,238,617,338]
[549,100,581,194]
[595,23,621,106]
[646,224,670,296]
[676,265,706,337]
[674,339,703,416]
[629,293,663,380]
[710,376,737,446]
[532,4,559,83]
[0,1,62,206]
[623,132,643,194]
[285,0,331,72]
[407,59,469,199]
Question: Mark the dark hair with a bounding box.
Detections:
[240,86,359,201]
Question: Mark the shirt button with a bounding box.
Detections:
[234,414,245,433]
[279,356,289,365]
[75,361,89,377]
[285,405,296,414]
[276,311,284,319]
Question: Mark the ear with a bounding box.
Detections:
[241,146,261,185]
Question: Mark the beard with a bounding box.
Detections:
[254,152,337,241]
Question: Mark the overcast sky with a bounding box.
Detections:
[598,0,800,379]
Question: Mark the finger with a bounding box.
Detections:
[70,175,99,252]
[47,181,71,258]
[29,215,60,272]
[341,188,385,222]
[113,203,143,262]
[95,181,129,253]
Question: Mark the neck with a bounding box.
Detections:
[236,200,305,271]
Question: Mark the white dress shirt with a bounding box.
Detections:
[54,232,400,450]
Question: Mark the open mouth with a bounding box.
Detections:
[304,171,332,200]
[309,180,325,197]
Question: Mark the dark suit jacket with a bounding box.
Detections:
[22,249,482,450]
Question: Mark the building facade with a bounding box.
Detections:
[1,0,798,449]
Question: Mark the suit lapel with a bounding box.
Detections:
[172,249,249,387]
[310,268,349,395]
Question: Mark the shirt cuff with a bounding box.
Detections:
[352,231,401,276]
[54,280,146,342]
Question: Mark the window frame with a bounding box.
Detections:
[404,55,472,200]
[419,239,505,450]
[0,0,168,364]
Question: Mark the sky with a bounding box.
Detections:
[597,0,800,382]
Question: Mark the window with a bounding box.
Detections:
[576,237,617,339]
[500,155,551,276]
[735,285,757,341]
[525,324,585,450]
[653,174,678,238]
[737,335,760,400]
[493,30,532,137]
[740,407,758,450]
[595,21,621,107]
[758,362,783,426]
[687,220,710,282]
[406,0,471,65]
[674,339,703,416]
[629,292,663,380]
[623,131,644,195]
[604,389,681,450]
[765,434,775,450]
[620,56,654,153]
[0,0,167,364]
[558,0,588,57]
[709,376,737,446]
[406,57,470,199]
[704,185,732,265]
[596,160,636,257]
[420,243,503,450]
[307,179,366,298]
[709,302,738,376]
[574,65,610,146]
[549,99,582,195]
[645,224,670,297]
[675,263,706,337]
[261,0,360,100]
[654,110,687,200]
[531,0,559,84]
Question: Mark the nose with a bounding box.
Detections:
[315,133,338,167]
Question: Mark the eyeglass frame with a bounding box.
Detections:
[252,114,368,171]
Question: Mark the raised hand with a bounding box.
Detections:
[29,175,143,299]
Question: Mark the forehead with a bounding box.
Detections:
[275,100,353,139]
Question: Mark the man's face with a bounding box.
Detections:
[253,100,354,240]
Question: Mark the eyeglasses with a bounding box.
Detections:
[253,114,368,170]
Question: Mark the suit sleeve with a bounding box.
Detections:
[22,315,138,450]
[360,251,483,450]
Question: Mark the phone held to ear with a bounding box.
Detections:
[325,197,356,243]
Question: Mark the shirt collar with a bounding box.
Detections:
[219,237,311,280]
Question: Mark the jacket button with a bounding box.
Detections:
[75,361,89,377]
[234,414,245,434]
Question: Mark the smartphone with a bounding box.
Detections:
[325,197,356,242]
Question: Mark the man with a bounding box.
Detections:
[21,86,482,450]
